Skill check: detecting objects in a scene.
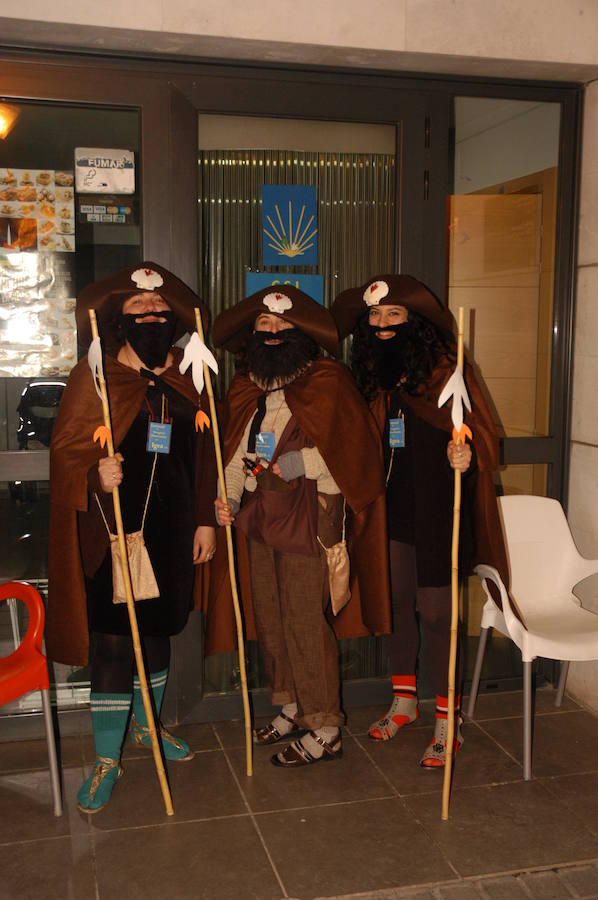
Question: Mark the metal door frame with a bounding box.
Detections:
[0,48,583,730]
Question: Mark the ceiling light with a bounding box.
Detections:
[0,103,20,139]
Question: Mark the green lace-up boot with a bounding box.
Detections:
[77,692,131,813]
[130,668,194,761]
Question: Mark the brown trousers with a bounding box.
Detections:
[248,539,344,730]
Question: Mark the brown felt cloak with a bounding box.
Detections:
[203,358,392,654]
[370,355,509,591]
[46,348,216,666]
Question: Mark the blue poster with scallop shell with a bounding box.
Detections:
[261,184,318,267]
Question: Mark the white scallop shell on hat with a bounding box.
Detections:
[363,280,389,306]
[131,268,164,291]
[262,292,293,314]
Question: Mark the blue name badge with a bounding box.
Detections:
[255,431,276,462]
[147,421,172,454]
[389,416,405,448]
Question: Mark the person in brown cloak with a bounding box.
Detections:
[210,285,391,767]
[47,262,217,812]
[332,274,508,768]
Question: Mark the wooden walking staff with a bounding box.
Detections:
[184,307,253,777]
[88,309,174,816]
[437,306,472,821]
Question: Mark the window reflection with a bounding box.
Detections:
[449,97,560,440]
[0,100,141,718]
[449,98,561,689]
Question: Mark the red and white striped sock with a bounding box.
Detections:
[387,674,418,727]
[435,694,461,723]
[393,674,417,704]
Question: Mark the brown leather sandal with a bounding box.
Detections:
[253,711,302,746]
[271,730,343,767]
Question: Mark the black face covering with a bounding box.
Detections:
[368,321,411,391]
[118,310,177,370]
[247,327,319,387]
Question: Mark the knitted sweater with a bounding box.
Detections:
[225,387,340,504]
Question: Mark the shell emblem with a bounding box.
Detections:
[363,280,390,307]
[131,268,164,291]
[263,293,293,314]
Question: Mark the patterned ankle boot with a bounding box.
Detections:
[420,700,464,769]
[369,675,419,741]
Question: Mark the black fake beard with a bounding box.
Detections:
[368,322,411,391]
[247,328,319,388]
[118,310,177,370]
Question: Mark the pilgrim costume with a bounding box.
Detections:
[47,262,217,811]
[208,285,391,766]
[332,274,507,767]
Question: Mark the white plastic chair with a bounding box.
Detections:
[467,494,598,780]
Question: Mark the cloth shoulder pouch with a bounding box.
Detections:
[317,497,351,615]
[94,452,159,605]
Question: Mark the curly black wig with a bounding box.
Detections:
[351,309,456,402]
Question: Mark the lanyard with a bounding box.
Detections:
[145,393,168,424]
[247,390,284,453]
[268,392,286,432]
[386,391,402,420]
[145,394,171,454]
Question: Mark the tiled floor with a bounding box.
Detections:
[3,689,598,899]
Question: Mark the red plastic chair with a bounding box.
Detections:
[0,581,62,816]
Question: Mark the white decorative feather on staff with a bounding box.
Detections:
[437,307,471,820]
[87,335,104,402]
[437,365,472,441]
[179,331,219,396]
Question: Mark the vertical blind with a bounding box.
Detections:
[199,147,397,692]
[198,148,397,391]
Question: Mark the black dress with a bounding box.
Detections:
[384,387,476,587]
[86,384,197,636]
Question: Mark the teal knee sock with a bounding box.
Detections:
[133,668,168,723]
[131,668,192,761]
[77,692,131,812]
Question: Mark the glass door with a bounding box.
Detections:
[198,114,400,701]
[0,60,578,726]
[0,100,142,716]
[447,97,563,686]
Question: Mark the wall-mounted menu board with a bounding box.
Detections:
[0,168,75,253]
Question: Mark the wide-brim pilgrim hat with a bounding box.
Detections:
[76,261,208,348]
[212,284,339,357]
[332,274,455,341]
